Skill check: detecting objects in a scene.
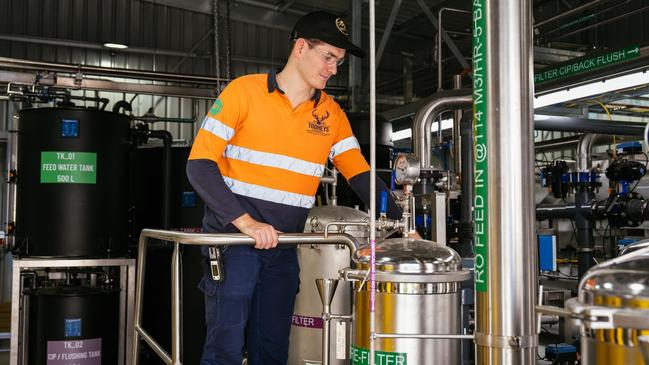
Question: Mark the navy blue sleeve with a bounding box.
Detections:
[348,171,402,220]
[186,159,247,226]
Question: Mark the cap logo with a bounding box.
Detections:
[335,18,348,36]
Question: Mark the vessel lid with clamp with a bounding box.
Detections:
[348,238,471,283]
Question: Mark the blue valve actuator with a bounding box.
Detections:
[379,191,388,214]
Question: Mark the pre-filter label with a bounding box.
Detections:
[46,338,101,364]
[350,345,407,365]
[41,152,97,184]
[291,314,323,329]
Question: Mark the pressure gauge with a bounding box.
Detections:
[393,153,420,185]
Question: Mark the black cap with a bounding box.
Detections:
[291,11,365,58]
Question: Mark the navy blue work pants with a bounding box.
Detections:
[198,245,300,365]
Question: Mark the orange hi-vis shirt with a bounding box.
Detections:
[189,72,369,214]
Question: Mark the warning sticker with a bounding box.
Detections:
[47,338,101,365]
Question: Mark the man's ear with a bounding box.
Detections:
[293,38,307,58]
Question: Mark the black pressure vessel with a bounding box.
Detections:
[16,107,131,257]
[348,112,394,170]
[333,112,394,209]
[26,286,119,365]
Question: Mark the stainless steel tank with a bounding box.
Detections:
[348,238,470,365]
[566,247,649,365]
[289,205,369,365]
[620,238,649,255]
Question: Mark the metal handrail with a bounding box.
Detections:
[131,229,359,365]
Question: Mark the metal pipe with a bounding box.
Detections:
[542,0,631,36]
[323,221,368,238]
[0,57,225,85]
[534,0,612,28]
[534,116,646,135]
[20,276,29,364]
[437,8,471,91]
[375,333,474,340]
[5,112,17,250]
[132,229,149,365]
[534,135,581,152]
[577,133,599,171]
[171,243,181,364]
[331,167,338,206]
[536,204,580,220]
[320,176,335,184]
[552,5,649,40]
[452,75,463,178]
[369,0,378,363]
[536,305,573,318]
[534,135,637,153]
[474,0,538,363]
[575,189,595,280]
[136,327,172,365]
[322,311,331,365]
[412,89,472,169]
[0,34,209,60]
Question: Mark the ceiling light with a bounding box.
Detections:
[391,128,412,141]
[534,70,649,109]
[103,42,128,49]
[391,118,454,142]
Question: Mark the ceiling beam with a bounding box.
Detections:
[416,0,470,70]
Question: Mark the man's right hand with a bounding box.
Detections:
[232,213,280,249]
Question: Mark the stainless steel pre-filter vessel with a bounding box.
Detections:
[350,238,470,365]
[289,205,368,365]
[567,248,649,365]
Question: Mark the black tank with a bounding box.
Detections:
[16,107,131,257]
[333,112,394,209]
[26,286,119,365]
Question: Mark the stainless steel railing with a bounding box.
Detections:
[131,229,359,365]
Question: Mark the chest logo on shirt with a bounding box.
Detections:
[307,110,331,136]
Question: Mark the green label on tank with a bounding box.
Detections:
[473,0,489,292]
[350,345,407,365]
[40,152,97,184]
[534,45,641,84]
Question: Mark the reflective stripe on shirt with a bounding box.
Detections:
[201,116,235,141]
[224,144,325,177]
[329,136,361,161]
[222,176,315,209]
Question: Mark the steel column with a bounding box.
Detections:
[474,0,538,363]
[348,0,362,112]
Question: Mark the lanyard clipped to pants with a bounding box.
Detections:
[208,246,225,282]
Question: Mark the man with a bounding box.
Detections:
[187,10,401,365]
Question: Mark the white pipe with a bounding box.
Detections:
[369,0,377,364]
[577,133,600,171]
